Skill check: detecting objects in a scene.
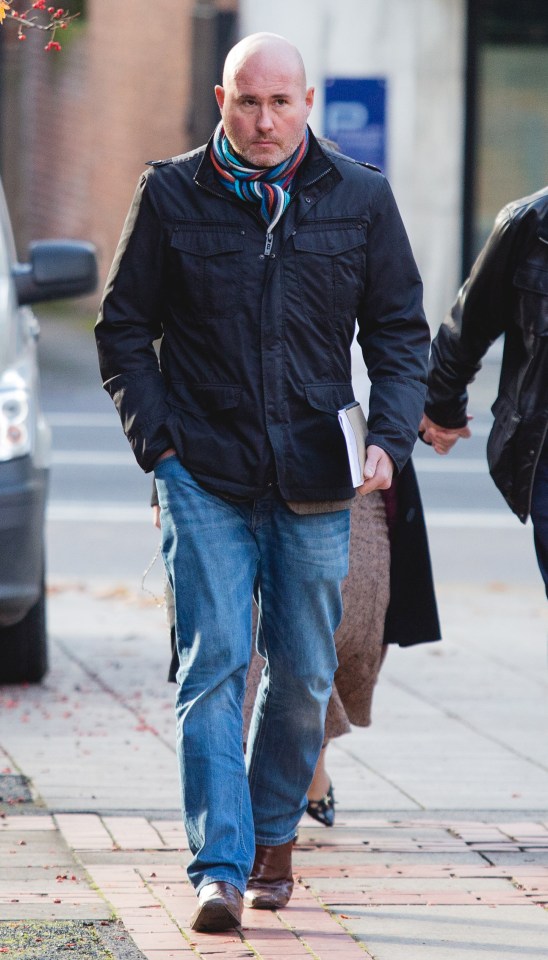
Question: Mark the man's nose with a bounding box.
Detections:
[256,106,274,131]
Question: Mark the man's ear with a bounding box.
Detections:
[305,86,315,116]
[214,85,225,113]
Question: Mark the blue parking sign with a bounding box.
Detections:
[324,78,387,171]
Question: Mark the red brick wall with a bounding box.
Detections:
[2,0,238,296]
[85,0,195,286]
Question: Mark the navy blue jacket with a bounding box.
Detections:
[96,130,429,501]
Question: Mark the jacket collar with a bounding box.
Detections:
[194,126,341,201]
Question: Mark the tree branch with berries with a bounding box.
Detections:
[0,1,80,50]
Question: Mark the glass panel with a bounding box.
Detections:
[474,44,548,254]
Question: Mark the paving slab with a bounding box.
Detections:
[0,818,110,922]
[1,580,547,958]
[338,905,548,960]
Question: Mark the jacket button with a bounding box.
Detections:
[259,254,265,260]
[304,197,312,203]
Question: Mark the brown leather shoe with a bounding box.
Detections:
[244,839,294,910]
[189,881,243,932]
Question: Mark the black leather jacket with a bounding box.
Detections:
[425,187,548,522]
[96,130,429,502]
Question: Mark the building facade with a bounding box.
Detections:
[1,0,546,326]
[240,0,548,328]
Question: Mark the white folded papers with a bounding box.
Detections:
[337,401,368,487]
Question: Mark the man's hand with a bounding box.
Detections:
[357,445,394,495]
[419,414,472,454]
[152,505,161,529]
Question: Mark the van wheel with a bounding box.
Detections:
[0,582,47,684]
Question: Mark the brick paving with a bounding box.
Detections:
[2,813,547,959]
[1,582,546,956]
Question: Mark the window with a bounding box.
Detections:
[463,0,548,271]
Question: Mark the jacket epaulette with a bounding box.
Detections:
[147,145,207,168]
[146,158,174,168]
[329,151,382,174]
[358,161,382,173]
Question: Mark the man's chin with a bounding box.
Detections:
[245,144,285,167]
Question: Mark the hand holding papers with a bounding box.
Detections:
[337,401,368,487]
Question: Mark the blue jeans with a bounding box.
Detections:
[154,457,350,894]
[531,436,548,599]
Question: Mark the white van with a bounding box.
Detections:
[0,180,97,683]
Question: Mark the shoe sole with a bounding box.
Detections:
[189,899,242,932]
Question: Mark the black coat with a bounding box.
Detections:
[96,130,429,501]
[425,187,548,522]
[382,459,441,646]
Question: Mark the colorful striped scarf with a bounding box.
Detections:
[210,122,309,231]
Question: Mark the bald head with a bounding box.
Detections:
[215,33,314,168]
[222,33,307,92]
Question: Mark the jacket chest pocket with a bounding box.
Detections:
[170,229,245,319]
[291,223,366,318]
[513,260,548,337]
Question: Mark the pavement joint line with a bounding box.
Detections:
[331,742,426,809]
[380,674,548,775]
[52,641,177,757]
[277,882,376,958]
[4,813,548,959]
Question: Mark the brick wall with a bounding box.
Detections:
[2,0,237,297]
[85,0,195,286]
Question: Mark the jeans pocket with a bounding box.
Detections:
[153,453,179,476]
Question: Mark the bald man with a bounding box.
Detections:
[96,33,430,932]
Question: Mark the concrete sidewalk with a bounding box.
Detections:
[1,580,547,959]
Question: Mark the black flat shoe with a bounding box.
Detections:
[306,782,335,827]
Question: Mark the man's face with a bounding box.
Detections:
[215,51,314,168]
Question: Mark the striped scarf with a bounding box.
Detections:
[210,122,309,231]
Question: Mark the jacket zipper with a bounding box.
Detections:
[196,162,335,259]
[260,167,334,257]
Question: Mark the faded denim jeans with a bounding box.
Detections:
[154,456,350,894]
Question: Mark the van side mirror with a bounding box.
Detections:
[13,240,98,305]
